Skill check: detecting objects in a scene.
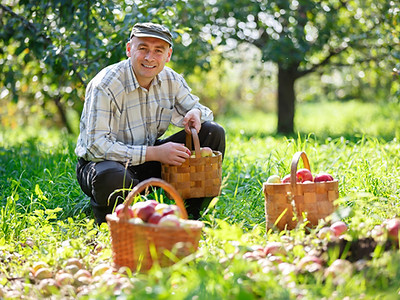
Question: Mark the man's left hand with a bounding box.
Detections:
[183,109,201,133]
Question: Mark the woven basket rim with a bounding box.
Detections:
[263,179,339,186]
[106,214,204,230]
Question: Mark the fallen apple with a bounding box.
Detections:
[264,241,286,256]
[314,173,334,182]
[267,175,281,184]
[324,259,353,283]
[296,168,313,183]
[34,267,53,280]
[55,272,74,286]
[317,227,336,240]
[158,214,180,227]
[297,255,323,273]
[330,221,348,236]
[384,218,400,241]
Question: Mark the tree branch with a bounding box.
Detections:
[0,4,86,86]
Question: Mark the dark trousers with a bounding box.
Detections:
[76,121,225,224]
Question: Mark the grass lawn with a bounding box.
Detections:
[0,100,399,299]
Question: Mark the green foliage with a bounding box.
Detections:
[1,0,399,134]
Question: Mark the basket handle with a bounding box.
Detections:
[120,178,188,220]
[290,151,311,190]
[185,127,201,158]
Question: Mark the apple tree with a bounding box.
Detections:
[185,0,399,134]
[0,0,205,132]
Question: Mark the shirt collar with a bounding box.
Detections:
[126,59,162,92]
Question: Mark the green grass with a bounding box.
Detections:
[0,100,400,299]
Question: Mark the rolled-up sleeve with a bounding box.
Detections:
[170,74,213,127]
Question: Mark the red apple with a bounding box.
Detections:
[314,173,334,182]
[297,255,323,272]
[264,242,286,256]
[282,174,291,183]
[136,202,156,222]
[162,204,183,218]
[296,168,313,183]
[158,215,180,227]
[145,200,159,208]
[317,227,336,240]
[115,204,134,218]
[330,221,348,236]
[131,201,148,217]
[147,212,163,225]
[384,218,400,241]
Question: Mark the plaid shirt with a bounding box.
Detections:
[75,59,213,166]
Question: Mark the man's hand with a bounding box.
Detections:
[146,142,191,165]
[182,108,201,134]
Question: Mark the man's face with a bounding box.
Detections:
[126,36,172,88]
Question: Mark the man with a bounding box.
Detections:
[75,22,225,224]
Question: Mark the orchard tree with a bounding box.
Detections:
[0,0,205,132]
[190,0,399,134]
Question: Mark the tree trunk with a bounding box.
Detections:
[277,64,297,134]
[54,96,73,134]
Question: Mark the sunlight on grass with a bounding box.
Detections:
[0,101,400,299]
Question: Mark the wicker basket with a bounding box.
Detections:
[161,127,222,199]
[106,178,204,271]
[263,151,339,231]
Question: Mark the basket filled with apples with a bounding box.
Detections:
[161,127,222,199]
[106,178,204,272]
[263,151,339,231]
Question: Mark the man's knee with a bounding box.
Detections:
[201,121,225,137]
[92,161,136,206]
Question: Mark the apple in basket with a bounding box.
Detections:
[155,203,169,215]
[147,212,163,225]
[115,204,134,218]
[162,204,183,218]
[282,174,300,183]
[296,168,313,183]
[158,214,181,227]
[136,201,156,222]
[314,173,334,182]
[267,175,281,184]
[200,147,213,157]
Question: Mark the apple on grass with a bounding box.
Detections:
[384,218,400,241]
[296,168,313,183]
[330,221,348,236]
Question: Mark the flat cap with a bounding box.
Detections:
[130,22,173,46]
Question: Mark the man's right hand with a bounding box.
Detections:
[145,142,191,165]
